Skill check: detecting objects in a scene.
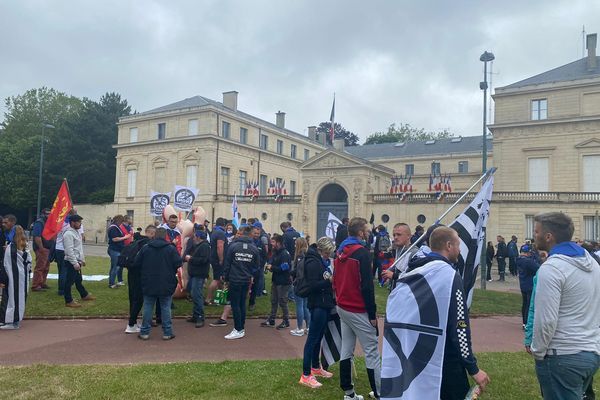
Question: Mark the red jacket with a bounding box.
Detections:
[333,243,377,319]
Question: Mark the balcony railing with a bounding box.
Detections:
[214,194,302,203]
[367,192,600,204]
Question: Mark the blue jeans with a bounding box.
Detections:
[229,282,249,332]
[190,277,205,320]
[141,295,173,337]
[294,295,310,330]
[302,307,329,376]
[536,351,600,400]
[107,248,120,286]
[55,249,66,295]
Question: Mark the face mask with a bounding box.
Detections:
[227,230,233,234]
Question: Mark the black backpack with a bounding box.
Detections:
[117,240,145,268]
[293,257,310,297]
[378,234,392,253]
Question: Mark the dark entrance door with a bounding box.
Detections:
[316,183,348,239]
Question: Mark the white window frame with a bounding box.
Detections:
[129,127,138,143]
[157,123,166,140]
[259,134,268,150]
[260,174,267,196]
[304,149,310,161]
[290,180,296,196]
[186,165,198,188]
[525,215,535,240]
[458,161,469,174]
[582,155,600,192]
[291,144,297,159]
[528,157,549,192]
[127,169,137,197]
[188,119,198,136]
[531,99,548,121]
[239,170,247,195]
[222,121,231,139]
[240,127,248,144]
[221,167,230,194]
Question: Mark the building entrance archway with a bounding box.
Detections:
[317,183,348,239]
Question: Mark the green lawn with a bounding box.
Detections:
[1,353,595,399]
[25,256,521,318]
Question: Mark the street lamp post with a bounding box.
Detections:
[36,123,55,218]
[479,51,494,290]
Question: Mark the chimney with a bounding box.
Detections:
[308,126,317,141]
[587,34,597,71]
[333,138,345,152]
[222,91,238,111]
[276,111,286,128]
[318,132,326,145]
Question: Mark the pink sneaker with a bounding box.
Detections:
[311,367,334,378]
[299,374,322,388]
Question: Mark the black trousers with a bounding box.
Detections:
[440,362,469,400]
[248,269,262,306]
[485,259,493,280]
[509,256,517,275]
[128,269,143,326]
[64,263,88,304]
[497,257,506,278]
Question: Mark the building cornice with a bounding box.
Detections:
[489,115,600,130]
[494,77,600,97]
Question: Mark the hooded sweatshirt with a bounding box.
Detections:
[333,236,376,319]
[532,241,600,360]
[134,239,183,297]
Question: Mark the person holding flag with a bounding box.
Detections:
[31,208,52,291]
[381,227,489,399]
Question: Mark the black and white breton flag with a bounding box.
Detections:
[448,175,494,307]
[0,244,31,324]
[320,309,342,370]
[381,260,455,399]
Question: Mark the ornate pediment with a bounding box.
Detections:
[300,149,394,175]
[575,138,600,148]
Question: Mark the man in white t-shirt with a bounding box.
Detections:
[55,215,85,296]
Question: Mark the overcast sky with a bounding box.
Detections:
[1,0,598,142]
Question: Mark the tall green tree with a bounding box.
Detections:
[0,88,131,212]
[364,123,453,145]
[316,121,360,146]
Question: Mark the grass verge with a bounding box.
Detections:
[1,353,597,399]
[25,256,521,318]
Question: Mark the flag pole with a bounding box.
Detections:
[386,167,497,274]
[63,178,73,208]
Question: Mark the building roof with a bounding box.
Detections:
[344,136,492,160]
[499,57,600,90]
[131,95,324,146]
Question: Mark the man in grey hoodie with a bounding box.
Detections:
[532,212,600,400]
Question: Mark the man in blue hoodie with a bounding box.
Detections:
[532,212,600,399]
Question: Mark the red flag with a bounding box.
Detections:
[42,180,73,240]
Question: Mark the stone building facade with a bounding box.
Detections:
[79,35,600,244]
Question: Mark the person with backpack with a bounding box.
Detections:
[261,233,292,330]
[123,225,155,334]
[372,225,392,282]
[185,228,211,328]
[298,237,336,389]
[281,221,301,259]
[290,237,310,337]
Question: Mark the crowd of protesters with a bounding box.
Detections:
[2,209,600,399]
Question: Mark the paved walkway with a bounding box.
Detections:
[0,316,524,366]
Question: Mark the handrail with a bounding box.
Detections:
[367,192,600,204]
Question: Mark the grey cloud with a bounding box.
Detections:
[1,0,598,141]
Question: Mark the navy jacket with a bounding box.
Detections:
[304,245,335,310]
[283,228,300,259]
[223,236,260,285]
[271,247,292,286]
[517,255,539,292]
[134,239,182,297]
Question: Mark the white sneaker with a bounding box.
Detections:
[290,328,305,336]
[343,394,364,400]
[0,324,19,330]
[224,329,245,340]
[125,324,141,334]
[117,281,125,286]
